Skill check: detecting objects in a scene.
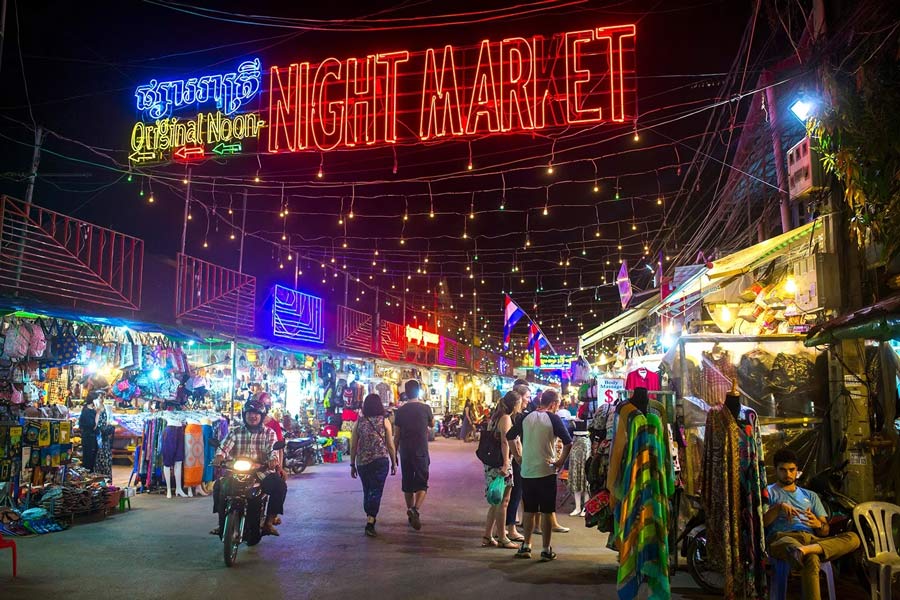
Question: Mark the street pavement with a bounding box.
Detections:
[1,438,870,599]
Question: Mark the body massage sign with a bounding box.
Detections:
[129,24,637,164]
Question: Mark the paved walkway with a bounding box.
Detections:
[2,438,869,599]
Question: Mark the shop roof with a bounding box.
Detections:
[653,219,823,317]
[805,294,900,346]
[579,294,660,350]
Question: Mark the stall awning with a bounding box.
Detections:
[805,294,900,346]
[654,219,823,316]
[707,219,821,280]
[579,295,660,349]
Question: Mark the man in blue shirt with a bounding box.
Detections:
[764,448,860,600]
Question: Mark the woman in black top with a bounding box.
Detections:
[78,393,100,472]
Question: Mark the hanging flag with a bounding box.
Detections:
[617,261,633,310]
[502,295,525,350]
[527,322,549,368]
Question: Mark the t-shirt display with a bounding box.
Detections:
[625,368,660,392]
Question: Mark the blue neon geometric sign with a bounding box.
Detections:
[272,284,325,344]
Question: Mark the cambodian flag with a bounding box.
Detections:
[503,295,525,350]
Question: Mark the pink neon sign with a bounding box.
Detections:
[265,24,636,153]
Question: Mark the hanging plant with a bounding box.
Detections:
[807,42,900,263]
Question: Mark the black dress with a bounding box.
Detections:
[79,407,98,471]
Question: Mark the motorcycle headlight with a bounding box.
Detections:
[233,459,254,472]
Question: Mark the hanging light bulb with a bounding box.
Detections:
[338,217,344,225]
[500,200,505,210]
[279,262,284,269]
[593,182,599,193]
[148,195,154,203]
[282,234,287,241]
[342,241,347,248]
[187,213,193,220]
[543,205,549,216]
[467,162,473,171]
[615,191,621,200]
[403,212,408,221]
[287,254,293,261]
[429,210,435,218]
[400,238,405,245]
[617,243,623,250]
[183,178,189,185]
[254,175,260,183]
[202,241,208,248]
[230,232,236,240]
[348,210,355,219]
[657,197,663,205]
[632,223,637,231]
[547,163,554,174]
[317,168,324,179]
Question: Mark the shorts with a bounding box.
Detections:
[521,475,557,514]
[162,425,185,467]
[400,452,430,493]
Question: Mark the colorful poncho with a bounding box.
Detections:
[609,402,675,600]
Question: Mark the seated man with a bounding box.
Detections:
[211,397,287,537]
[764,448,860,600]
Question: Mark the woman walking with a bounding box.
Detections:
[350,394,398,537]
[460,400,476,442]
[481,391,521,549]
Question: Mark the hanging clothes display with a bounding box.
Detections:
[701,347,736,405]
[625,367,660,392]
[568,433,591,493]
[607,400,675,600]
[700,404,767,599]
[182,422,204,487]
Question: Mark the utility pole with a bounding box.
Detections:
[762,73,793,234]
[12,125,42,295]
[0,0,8,77]
[230,188,248,422]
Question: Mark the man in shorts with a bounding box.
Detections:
[393,379,434,530]
[506,388,572,561]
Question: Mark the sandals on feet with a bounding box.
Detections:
[481,536,498,547]
[496,537,519,549]
[507,533,525,542]
[515,545,532,559]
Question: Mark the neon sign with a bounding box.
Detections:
[272,284,325,344]
[135,58,262,119]
[266,24,636,153]
[406,324,439,347]
[130,111,266,161]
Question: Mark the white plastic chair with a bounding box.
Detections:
[853,501,900,600]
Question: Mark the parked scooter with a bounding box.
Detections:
[211,438,286,567]
[440,414,461,438]
[284,437,320,474]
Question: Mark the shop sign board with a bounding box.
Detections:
[596,378,625,404]
[406,324,439,346]
[534,354,574,371]
[130,24,637,164]
[272,284,325,344]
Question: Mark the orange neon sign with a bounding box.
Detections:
[265,24,636,153]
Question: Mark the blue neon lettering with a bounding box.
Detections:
[134,58,262,120]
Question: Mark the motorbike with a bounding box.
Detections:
[212,439,286,567]
[284,436,320,474]
[440,414,461,438]
[678,494,724,594]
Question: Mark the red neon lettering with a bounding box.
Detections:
[499,37,534,132]
[268,64,299,153]
[565,30,603,123]
[311,58,345,151]
[419,45,464,140]
[345,56,377,146]
[375,51,410,143]
[532,35,566,129]
[595,24,636,123]
[465,40,500,134]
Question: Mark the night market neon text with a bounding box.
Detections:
[267,24,636,153]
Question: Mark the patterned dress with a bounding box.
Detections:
[608,401,675,600]
[95,409,113,478]
[700,405,767,599]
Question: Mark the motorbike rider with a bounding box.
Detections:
[210,396,288,537]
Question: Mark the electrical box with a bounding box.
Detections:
[792,252,839,312]
[787,136,826,200]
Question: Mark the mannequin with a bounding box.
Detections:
[606,386,674,599]
[568,420,591,516]
[162,415,188,498]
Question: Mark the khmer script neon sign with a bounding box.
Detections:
[266,24,636,152]
[134,58,262,119]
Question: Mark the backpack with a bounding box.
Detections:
[28,322,47,358]
[3,323,31,360]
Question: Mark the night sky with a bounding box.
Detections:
[0,0,773,356]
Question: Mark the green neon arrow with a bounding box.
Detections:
[212,142,242,156]
[129,151,157,163]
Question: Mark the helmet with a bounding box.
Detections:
[242,397,268,431]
